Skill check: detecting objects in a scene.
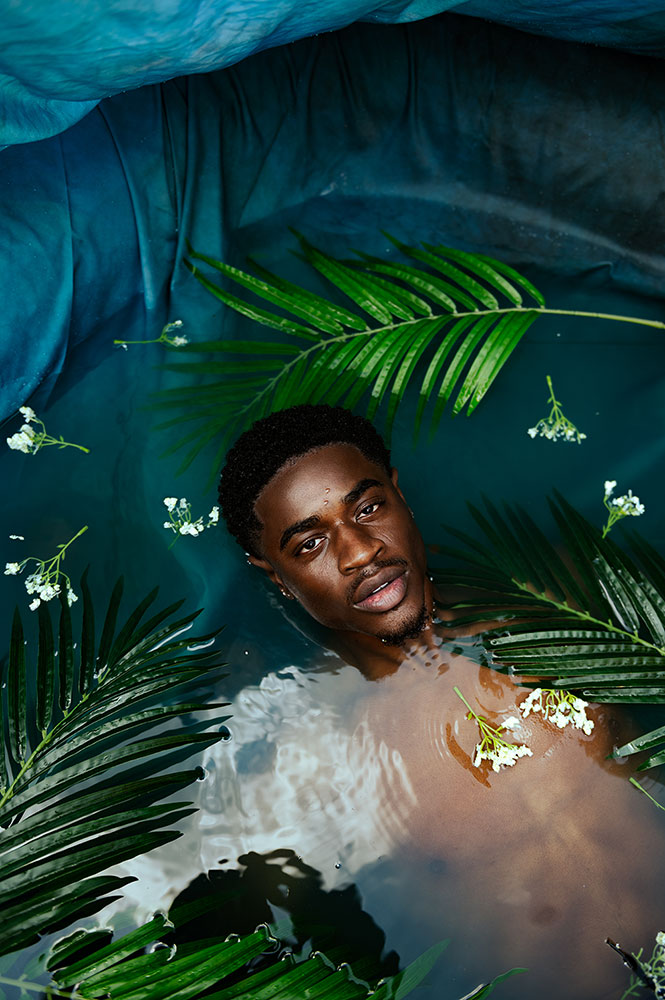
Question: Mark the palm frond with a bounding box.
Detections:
[0,908,447,1000]
[25,906,518,1000]
[433,494,665,767]
[153,234,544,477]
[0,576,229,957]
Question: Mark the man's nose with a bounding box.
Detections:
[337,523,383,572]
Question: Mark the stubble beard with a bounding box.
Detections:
[375,602,429,646]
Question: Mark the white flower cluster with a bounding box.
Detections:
[455,686,533,774]
[163,497,220,540]
[161,320,189,347]
[604,480,645,515]
[115,319,189,349]
[602,480,645,537]
[3,526,86,610]
[527,376,586,445]
[473,738,533,773]
[6,404,88,456]
[519,688,594,735]
[7,406,39,453]
[527,420,587,443]
[23,571,78,611]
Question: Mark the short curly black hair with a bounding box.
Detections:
[218,404,392,557]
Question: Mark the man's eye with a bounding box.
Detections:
[297,536,322,555]
[358,500,383,518]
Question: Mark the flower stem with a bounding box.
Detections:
[453,686,474,716]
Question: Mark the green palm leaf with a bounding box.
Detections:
[155,232,664,481]
[15,905,518,1000]
[154,234,547,478]
[0,577,229,957]
[433,494,665,768]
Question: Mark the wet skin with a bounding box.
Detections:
[250,443,436,664]
[248,444,665,996]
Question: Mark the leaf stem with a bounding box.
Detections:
[535,308,665,330]
[0,975,83,998]
[220,305,665,429]
[630,777,665,812]
[511,581,665,656]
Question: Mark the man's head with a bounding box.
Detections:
[219,405,431,648]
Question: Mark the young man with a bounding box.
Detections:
[218,403,664,998]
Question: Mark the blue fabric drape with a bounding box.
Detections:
[2,1,665,147]
[1,13,664,419]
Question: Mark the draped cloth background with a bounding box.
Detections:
[0,6,664,418]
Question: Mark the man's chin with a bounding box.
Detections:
[375,603,429,647]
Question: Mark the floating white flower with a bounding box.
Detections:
[455,687,533,773]
[4,527,87,610]
[527,375,586,444]
[162,496,220,546]
[601,481,645,537]
[519,688,594,735]
[115,319,189,349]
[6,408,88,456]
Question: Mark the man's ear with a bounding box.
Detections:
[391,467,414,516]
[247,553,294,599]
[247,552,280,585]
[390,466,405,502]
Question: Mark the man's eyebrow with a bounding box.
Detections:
[279,514,320,552]
[278,479,384,551]
[342,478,383,506]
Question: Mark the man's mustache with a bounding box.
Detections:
[346,557,408,605]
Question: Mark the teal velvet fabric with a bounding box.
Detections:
[1,13,664,420]
[2,1,665,147]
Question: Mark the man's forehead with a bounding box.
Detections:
[255,443,390,523]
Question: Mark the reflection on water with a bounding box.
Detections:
[116,635,665,999]
[198,664,418,877]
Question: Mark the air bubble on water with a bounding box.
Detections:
[334,863,341,869]
[218,725,232,740]
[196,766,208,781]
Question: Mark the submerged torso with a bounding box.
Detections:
[351,639,663,997]
[122,631,665,999]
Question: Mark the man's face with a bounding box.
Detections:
[250,443,431,646]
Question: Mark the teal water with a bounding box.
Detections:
[2,250,665,997]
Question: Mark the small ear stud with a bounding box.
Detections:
[280,588,294,600]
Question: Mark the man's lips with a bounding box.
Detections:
[352,567,408,612]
